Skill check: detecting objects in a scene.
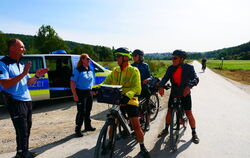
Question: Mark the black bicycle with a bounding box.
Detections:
[94,96,157,157]
[94,104,140,158]
[169,96,188,151]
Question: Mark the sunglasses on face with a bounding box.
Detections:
[115,55,123,58]
[172,57,179,60]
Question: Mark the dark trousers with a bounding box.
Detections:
[6,99,32,152]
[75,89,93,130]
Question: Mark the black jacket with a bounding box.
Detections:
[160,63,199,96]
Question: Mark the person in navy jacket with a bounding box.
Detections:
[158,50,200,144]
[70,53,96,137]
[131,49,152,131]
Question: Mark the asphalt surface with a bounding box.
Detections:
[1,61,250,158]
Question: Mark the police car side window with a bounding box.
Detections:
[94,64,104,72]
[20,57,43,73]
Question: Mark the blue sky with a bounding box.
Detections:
[0,0,250,53]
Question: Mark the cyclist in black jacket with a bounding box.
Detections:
[131,49,152,131]
[158,50,200,144]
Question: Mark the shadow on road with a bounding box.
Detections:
[66,147,95,158]
[91,108,110,121]
[150,127,192,158]
[30,134,76,155]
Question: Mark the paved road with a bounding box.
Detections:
[1,61,250,158]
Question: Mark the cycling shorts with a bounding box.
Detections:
[168,94,192,110]
[120,104,139,118]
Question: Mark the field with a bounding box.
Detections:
[206,60,250,70]
[206,60,250,85]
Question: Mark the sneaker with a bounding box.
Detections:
[157,129,169,138]
[140,148,151,158]
[192,134,200,144]
[85,126,96,131]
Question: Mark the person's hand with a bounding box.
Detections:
[143,79,149,84]
[183,86,191,97]
[120,95,130,104]
[23,61,32,75]
[159,88,164,97]
[35,68,49,78]
[73,94,79,102]
[91,91,97,95]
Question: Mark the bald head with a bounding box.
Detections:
[8,38,26,60]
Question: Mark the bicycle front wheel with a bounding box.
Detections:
[149,93,160,121]
[94,119,117,158]
[170,109,179,151]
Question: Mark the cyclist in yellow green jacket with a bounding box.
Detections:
[103,47,150,158]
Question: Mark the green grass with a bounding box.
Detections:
[206,60,250,70]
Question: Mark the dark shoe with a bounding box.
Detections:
[145,124,150,131]
[192,134,200,144]
[75,130,83,137]
[158,129,169,138]
[140,148,151,158]
[15,151,37,158]
[29,151,38,157]
[85,126,96,131]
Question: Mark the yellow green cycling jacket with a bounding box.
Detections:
[103,64,141,106]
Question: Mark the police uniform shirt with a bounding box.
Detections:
[70,66,94,90]
[0,56,31,101]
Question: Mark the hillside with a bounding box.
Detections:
[1,32,250,60]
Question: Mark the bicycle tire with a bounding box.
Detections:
[94,119,117,158]
[149,93,160,121]
[170,108,178,150]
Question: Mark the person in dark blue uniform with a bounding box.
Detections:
[70,53,96,137]
[131,49,152,131]
[0,39,48,158]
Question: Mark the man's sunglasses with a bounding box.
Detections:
[172,57,179,60]
[115,55,123,58]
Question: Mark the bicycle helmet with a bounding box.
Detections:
[114,47,131,58]
[172,50,187,59]
[132,49,144,56]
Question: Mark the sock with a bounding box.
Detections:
[192,128,196,135]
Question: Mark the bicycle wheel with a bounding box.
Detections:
[170,109,179,151]
[94,119,117,158]
[149,93,160,121]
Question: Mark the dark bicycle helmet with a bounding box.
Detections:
[172,50,187,59]
[114,47,131,58]
[132,49,144,56]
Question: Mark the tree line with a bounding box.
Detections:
[0,25,114,61]
[1,25,250,60]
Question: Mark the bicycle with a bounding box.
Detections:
[94,103,143,158]
[138,77,160,131]
[201,64,206,72]
[168,94,188,151]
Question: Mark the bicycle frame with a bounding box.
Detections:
[108,104,133,135]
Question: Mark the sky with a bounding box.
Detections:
[0,0,250,53]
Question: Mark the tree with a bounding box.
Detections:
[0,31,7,55]
[34,25,69,53]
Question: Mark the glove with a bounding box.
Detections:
[120,95,130,104]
